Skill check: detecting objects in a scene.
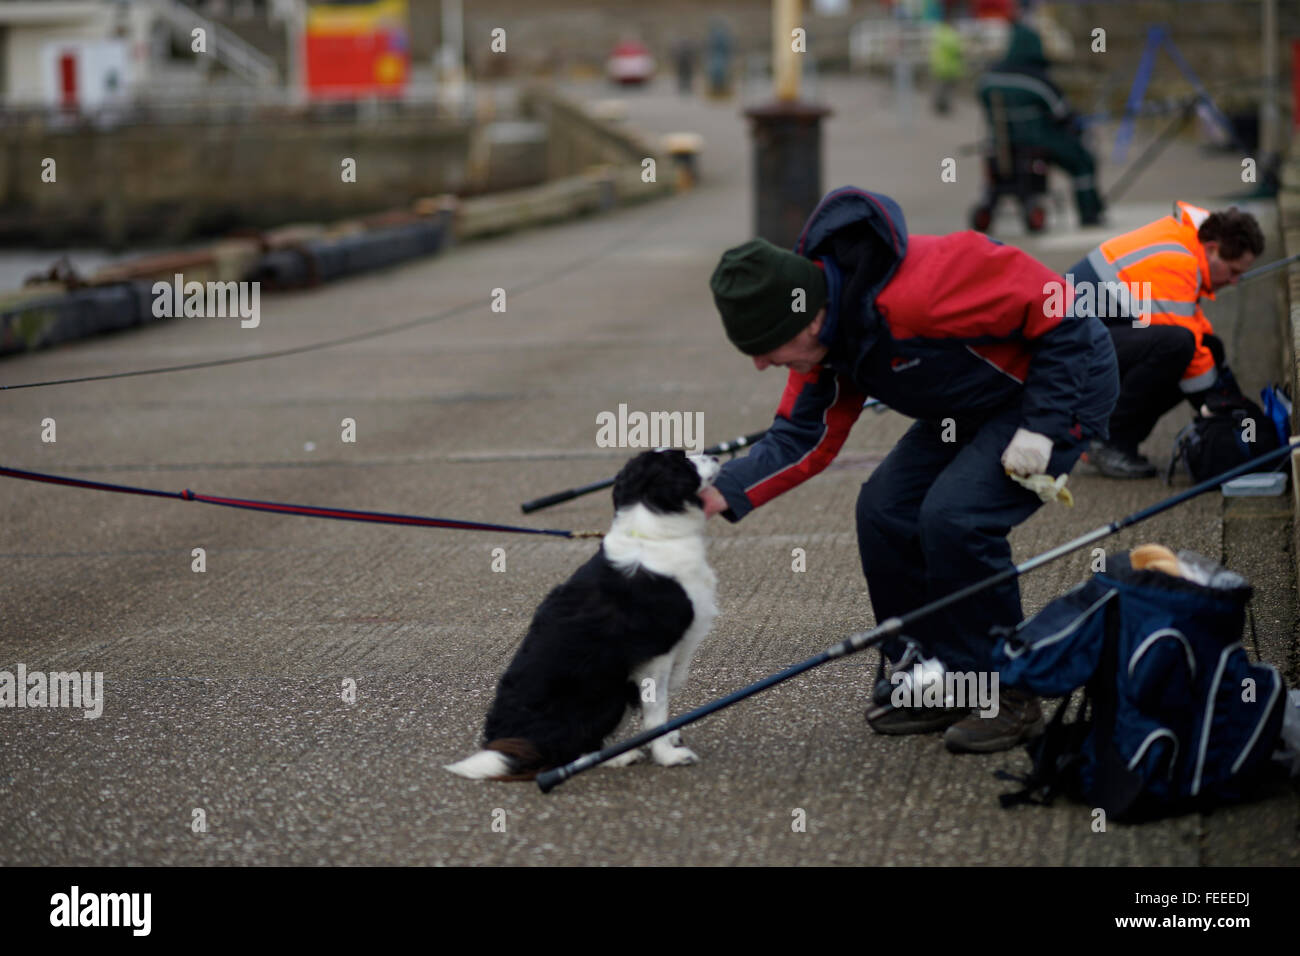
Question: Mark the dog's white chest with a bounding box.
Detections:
[603,506,717,631]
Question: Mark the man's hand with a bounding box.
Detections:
[1001,428,1054,476]
[699,486,729,518]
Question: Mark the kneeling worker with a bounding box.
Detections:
[701,187,1119,753]
[1068,202,1264,478]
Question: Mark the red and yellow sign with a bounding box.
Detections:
[305,0,410,99]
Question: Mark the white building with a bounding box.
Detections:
[0,0,278,111]
[0,2,145,109]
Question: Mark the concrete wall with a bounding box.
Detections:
[0,113,479,247]
[1043,1,1300,121]
[0,83,668,247]
[522,85,664,182]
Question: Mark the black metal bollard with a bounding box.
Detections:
[745,101,832,250]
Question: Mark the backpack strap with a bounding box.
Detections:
[996,606,1100,807]
[997,593,1140,812]
[1167,421,1197,484]
[996,688,1091,807]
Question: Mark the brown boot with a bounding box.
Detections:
[942,686,1045,753]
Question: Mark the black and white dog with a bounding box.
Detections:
[446,449,720,780]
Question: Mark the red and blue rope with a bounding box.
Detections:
[0,465,601,539]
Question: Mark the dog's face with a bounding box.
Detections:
[612,450,719,515]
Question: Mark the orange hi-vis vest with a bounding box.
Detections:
[1084,200,1217,392]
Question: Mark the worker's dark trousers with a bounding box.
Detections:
[1106,323,1198,453]
[856,405,1088,676]
[1039,131,1104,224]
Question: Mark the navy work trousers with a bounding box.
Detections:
[856,404,1088,675]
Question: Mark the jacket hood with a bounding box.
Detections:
[793,188,909,350]
[794,186,908,277]
[997,22,1049,72]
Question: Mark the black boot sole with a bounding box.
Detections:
[866,703,971,736]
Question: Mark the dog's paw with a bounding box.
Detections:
[651,744,699,767]
[602,748,646,768]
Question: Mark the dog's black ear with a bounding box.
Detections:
[612,450,700,514]
[611,451,650,510]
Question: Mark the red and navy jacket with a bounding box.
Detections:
[713,186,1117,521]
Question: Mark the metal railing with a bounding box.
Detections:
[156,0,280,85]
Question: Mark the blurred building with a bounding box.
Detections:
[0,0,281,111]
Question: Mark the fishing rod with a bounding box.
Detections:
[536,438,1299,793]
[521,430,764,514]
[1233,250,1300,285]
[520,398,888,514]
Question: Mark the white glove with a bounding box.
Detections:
[1007,471,1074,506]
[1001,427,1053,476]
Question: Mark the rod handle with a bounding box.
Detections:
[521,489,581,514]
[536,766,567,793]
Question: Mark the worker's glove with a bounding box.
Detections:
[1000,427,1053,476]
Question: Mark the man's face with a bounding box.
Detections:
[750,308,828,374]
[1204,241,1255,290]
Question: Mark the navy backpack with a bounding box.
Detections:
[992,550,1287,820]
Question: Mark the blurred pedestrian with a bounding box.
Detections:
[672,38,697,96]
[928,10,964,115]
[706,19,733,98]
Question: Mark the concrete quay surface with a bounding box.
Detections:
[1,76,1295,866]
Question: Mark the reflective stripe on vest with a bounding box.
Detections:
[1180,365,1218,394]
[1088,243,1201,323]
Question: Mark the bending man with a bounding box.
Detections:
[702,187,1118,753]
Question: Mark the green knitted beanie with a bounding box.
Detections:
[709,238,827,356]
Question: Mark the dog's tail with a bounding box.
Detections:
[444,750,513,779]
[444,738,546,781]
